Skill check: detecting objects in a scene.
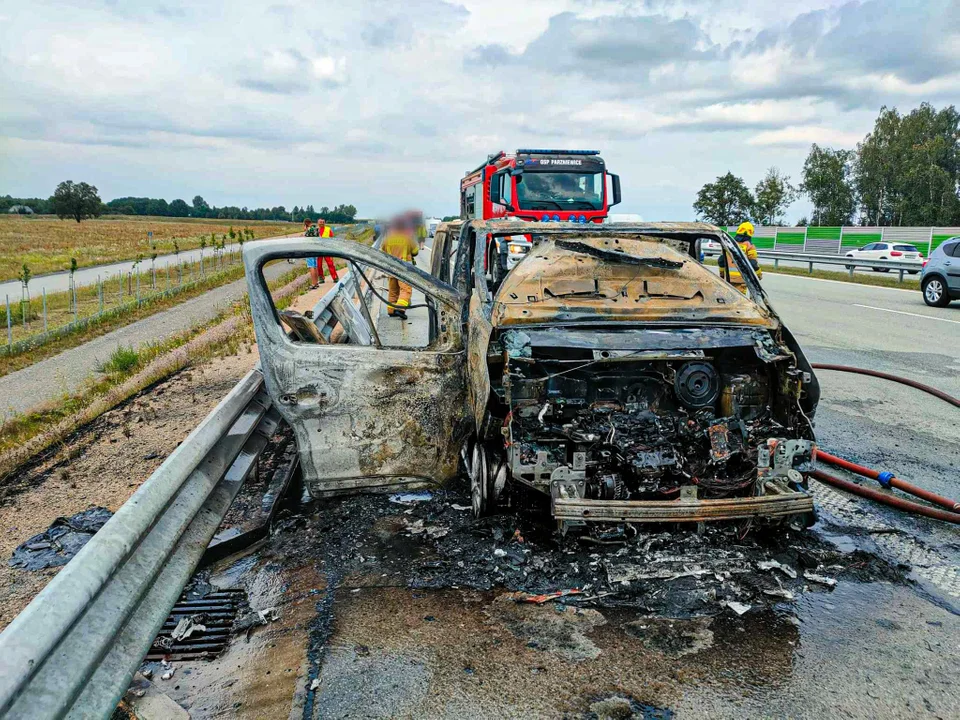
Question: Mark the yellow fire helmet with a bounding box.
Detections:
[736,221,755,237]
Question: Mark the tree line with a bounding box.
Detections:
[694,102,960,227]
[1,186,359,224]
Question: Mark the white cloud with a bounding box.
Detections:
[0,0,957,221]
[747,126,864,148]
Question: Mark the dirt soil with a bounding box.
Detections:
[0,345,260,630]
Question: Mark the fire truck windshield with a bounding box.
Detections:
[515,171,604,211]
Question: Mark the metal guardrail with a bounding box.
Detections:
[706,248,924,282]
[0,368,278,719]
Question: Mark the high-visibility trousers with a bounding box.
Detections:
[318,256,338,281]
[387,276,412,314]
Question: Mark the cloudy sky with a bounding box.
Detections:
[1,0,958,219]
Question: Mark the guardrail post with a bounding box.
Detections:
[774,258,779,269]
[808,261,813,274]
[849,264,854,278]
[898,269,905,283]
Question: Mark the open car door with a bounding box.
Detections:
[244,238,470,497]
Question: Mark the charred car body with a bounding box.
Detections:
[244,220,820,530]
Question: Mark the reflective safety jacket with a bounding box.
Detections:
[382,231,420,263]
[304,225,333,238]
[720,236,762,286]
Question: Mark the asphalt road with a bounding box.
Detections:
[11,247,954,718]
[293,265,957,718]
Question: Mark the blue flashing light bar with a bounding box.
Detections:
[516,148,600,155]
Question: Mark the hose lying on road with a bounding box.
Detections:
[811,363,960,409]
[817,450,960,512]
[808,469,960,524]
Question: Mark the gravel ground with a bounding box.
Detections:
[0,348,259,630]
[0,261,294,418]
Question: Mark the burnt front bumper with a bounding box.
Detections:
[552,491,814,524]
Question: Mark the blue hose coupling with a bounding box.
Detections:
[876,471,895,488]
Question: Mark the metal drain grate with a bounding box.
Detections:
[147,589,247,660]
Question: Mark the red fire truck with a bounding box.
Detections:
[460,149,621,280]
[460,148,621,223]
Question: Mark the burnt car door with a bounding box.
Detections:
[244,238,469,497]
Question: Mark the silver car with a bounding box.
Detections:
[920,237,960,307]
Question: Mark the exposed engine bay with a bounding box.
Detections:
[488,326,817,528]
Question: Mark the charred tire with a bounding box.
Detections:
[922,276,951,307]
[489,245,506,287]
[467,439,494,517]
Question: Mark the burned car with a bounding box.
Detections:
[244,220,819,530]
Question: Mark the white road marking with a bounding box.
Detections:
[853,304,960,325]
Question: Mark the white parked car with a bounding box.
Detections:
[844,242,924,273]
[700,238,722,255]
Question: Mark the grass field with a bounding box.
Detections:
[0,224,373,377]
[0,258,247,377]
[0,215,296,282]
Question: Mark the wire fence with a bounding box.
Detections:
[2,249,244,358]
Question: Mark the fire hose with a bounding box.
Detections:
[808,470,960,525]
[802,364,960,522]
[816,450,960,513]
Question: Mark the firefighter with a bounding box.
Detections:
[381,218,419,320]
[306,219,338,287]
[718,221,762,293]
[315,219,339,284]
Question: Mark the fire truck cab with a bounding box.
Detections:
[460,149,621,283]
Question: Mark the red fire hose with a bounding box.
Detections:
[811,363,960,409]
[808,470,960,524]
[800,364,960,522]
[817,450,960,512]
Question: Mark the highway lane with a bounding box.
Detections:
[761,271,959,392]
[753,270,959,608]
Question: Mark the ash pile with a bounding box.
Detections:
[275,479,907,619]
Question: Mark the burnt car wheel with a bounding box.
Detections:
[467,439,492,517]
